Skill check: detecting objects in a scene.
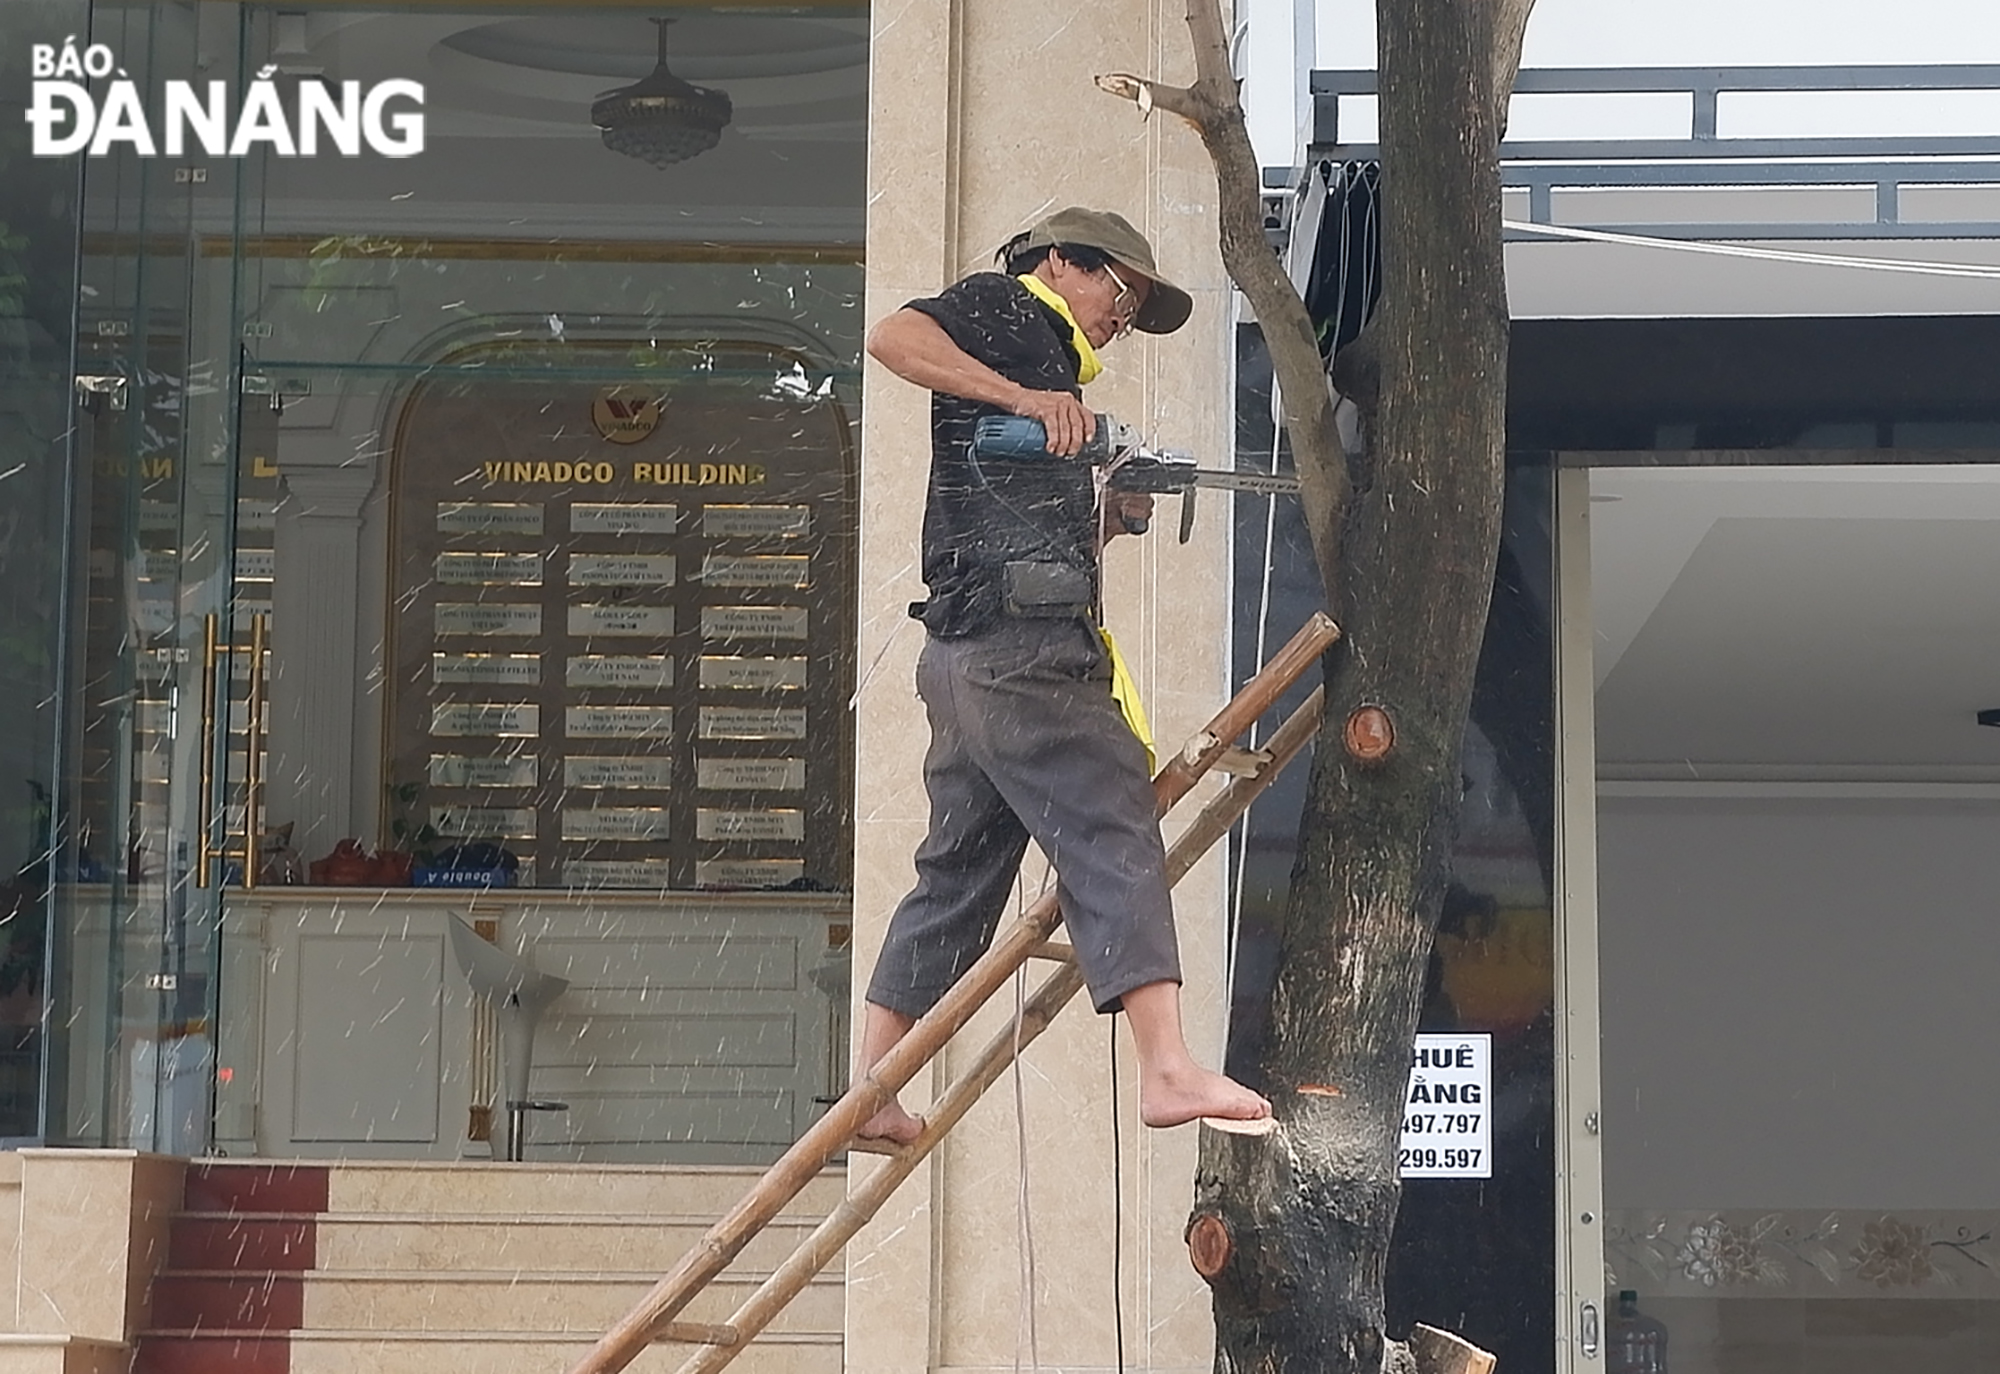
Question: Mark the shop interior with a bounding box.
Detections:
[1590,463,2000,1369]
[42,1,867,1163]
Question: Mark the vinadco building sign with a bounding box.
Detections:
[25,37,425,158]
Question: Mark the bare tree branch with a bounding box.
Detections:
[1491,0,1539,134]
[1093,0,1352,605]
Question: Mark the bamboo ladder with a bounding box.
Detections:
[569,611,1342,1374]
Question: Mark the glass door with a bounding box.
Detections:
[45,0,254,1153]
[1559,463,2000,1372]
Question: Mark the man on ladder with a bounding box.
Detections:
[857,206,1272,1144]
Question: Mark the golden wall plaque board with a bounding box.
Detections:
[562,807,671,841]
[432,703,539,737]
[701,554,811,588]
[566,655,674,689]
[695,757,806,791]
[431,754,539,787]
[702,504,811,538]
[386,352,856,891]
[433,805,538,839]
[435,602,542,637]
[695,808,805,842]
[698,656,806,690]
[436,551,543,585]
[695,858,805,890]
[433,653,542,685]
[564,756,674,789]
[570,502,679,535]
[698,706,807,740]
[562,858,674,888]
[438,502,544,536]
[565,705,674,740]
[568,553,678,587]
[568,604,675,638]
[700,605,808,641]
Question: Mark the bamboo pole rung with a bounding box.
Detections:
[659,1323,741,1348]
[844,1135,907,1157]
[1028,939,1077,962]
[1212,746,1272,778]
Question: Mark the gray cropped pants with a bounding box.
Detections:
[867,617,1182,1018]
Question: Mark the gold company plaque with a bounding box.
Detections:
[695,857,804,889]
[568,604,674,638]
[698,705,806,740]
[432,805,538,839]
[432,703,540,737]
[571,502,678,535]
[566,655,674,689]
[701,554,810,588]
[695,808,805,842]
[433,653,541,686]
[563,858,674,887]
[701,606,808,640]
[698,656,806,690]
[562,807,671,841]
[563,756,674,788]
[436,551,543,585]
[702,504,812,538]
[696,757,806,791]
[388,358,857,892]
[430,754,538,787]
[566,705,674,739]
[435,602,542,637]
[567,553,677,587]
[437,502,544,536]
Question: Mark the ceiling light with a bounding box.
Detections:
[590,18,731,169]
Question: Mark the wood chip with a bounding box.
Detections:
[1200,1114,1279,1136]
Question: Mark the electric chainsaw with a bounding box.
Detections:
[970,413,1300,541]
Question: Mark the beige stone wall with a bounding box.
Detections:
[852,3,1236,1373]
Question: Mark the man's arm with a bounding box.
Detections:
[866,307,1095,456]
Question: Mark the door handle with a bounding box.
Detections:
[1579,1300,1601,1358]
[241,612,267,890]
[197,611,269,889]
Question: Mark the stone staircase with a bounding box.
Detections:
[133,1160,846,1374]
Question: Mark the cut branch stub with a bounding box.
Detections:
[1186,1213,1234,1278]
[1408,1324,1497,1374]
[1342,705,1395,764]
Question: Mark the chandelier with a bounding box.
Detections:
[591,19,732,169]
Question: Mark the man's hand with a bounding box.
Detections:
[868,311,1093,456]
[1102,490,1154,541]
[1009,389,1095,457]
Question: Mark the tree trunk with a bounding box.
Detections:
[1181,3,1513,1373]
[1098,0,1528,1367]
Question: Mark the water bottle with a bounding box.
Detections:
[1606,1290,1668,1374]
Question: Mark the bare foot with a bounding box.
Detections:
[1139,1062,1272,1130]
[856,1098,925,1145]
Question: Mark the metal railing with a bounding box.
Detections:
[1304,65,2000,240]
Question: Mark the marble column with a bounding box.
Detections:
[853,2,1236,1373]
[267,465,373,863]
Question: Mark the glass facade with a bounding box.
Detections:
[0,0,91,1143]
[16,0,865,1160]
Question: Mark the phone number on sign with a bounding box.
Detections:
[1398,1147,1483,1172]
[1401,1112,1483,1135]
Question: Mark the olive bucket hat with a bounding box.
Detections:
[1018,206,1195,336]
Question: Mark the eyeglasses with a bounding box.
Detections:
[1102,263,1141,339]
